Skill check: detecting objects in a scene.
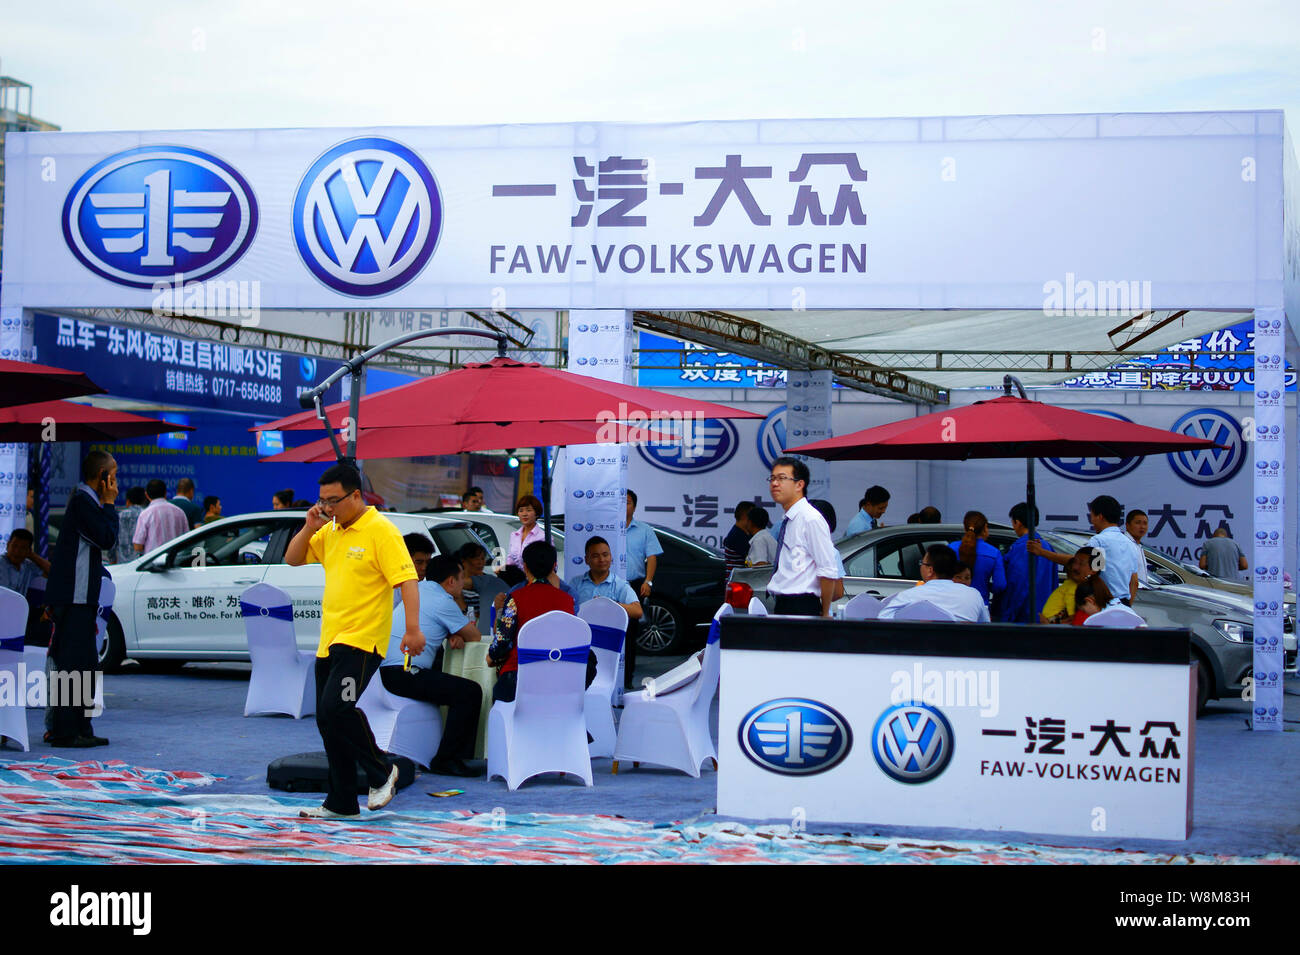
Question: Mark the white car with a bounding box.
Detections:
[432,510,566,569]
[99,510,490,670]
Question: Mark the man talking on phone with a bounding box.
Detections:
[45,450,119,747]
[285,463,424,818]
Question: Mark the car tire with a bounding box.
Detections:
[1193,653,1210,716]
[101,615,127,673]
[638,597,685,655]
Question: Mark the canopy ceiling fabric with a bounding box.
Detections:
[722,308,1250,389]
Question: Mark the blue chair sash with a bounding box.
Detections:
[518,644,589,665]
[240,601,295,621]
[707,618,722,645]
[588,624,624,653]
[0,635,24,653]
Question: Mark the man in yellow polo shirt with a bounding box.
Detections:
[286,463,424,819]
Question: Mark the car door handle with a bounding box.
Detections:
[234,578,260,585]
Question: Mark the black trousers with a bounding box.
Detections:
[315,644,390,815]
[48,604,100,741]
[772,593,823,616]
[380,665,482,764]
[625,577,646,690]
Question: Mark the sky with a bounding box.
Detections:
[2,0,1298,132]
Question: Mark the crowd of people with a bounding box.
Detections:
[718,468,1192,627]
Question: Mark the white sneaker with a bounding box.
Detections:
[367,763,400,811]
[299,804,355,819]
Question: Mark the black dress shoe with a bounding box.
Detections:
[427,758,483,778]
[49,735,109,748]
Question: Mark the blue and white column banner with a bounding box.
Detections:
[566,310,633,581]
[786,370,833,501]
[1251,308,1285,732]
[0,307,35,545]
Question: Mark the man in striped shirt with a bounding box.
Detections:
[722,500,754,581]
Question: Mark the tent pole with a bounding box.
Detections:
[1027,455,1037,621]
[540,447,553,545]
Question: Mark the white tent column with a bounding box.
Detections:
[1251,307,1286,732]
[786,370,833,501]
[564,310,634,580]
[0,305,33,546]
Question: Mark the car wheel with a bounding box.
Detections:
[100,615,126,673]
[638,598,685,655]
[1193,653,1210,716]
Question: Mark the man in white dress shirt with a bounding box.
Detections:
[765,457,842,617]
[879,544,990,622]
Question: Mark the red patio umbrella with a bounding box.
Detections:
[786,394,1223,461]
[261,419,673,463]
[0,401,194,442]
[255,356,763,432]
[787,378,1224,618]
[0,358,105,409]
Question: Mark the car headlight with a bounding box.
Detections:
[1213,619,1254,644]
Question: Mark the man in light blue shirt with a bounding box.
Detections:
[623,490,664,690]
[378,546,483,777]
[1084,495,1141,606]
[841,485,890,539]
[569,536,644,621]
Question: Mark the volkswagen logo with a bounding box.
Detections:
[1166,409,1244,487]
[757,405,787,470]
[1040,410,1141,482]
[637,418,738,475]
[292,137,442,297]
[871,702,955,784]
[63,145,258,289]
[738,698,852,776]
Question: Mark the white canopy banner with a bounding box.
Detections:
[1,111,1284,311]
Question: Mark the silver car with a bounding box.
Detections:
[100,511,491,670]
[729,523,1297,715]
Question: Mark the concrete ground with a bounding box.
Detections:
[4,657,1299,859]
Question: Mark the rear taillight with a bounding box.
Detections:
[727,581,753,609]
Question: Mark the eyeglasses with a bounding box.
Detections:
[920,560,933,568]
[317,491,356,508]
[768,474,797,484]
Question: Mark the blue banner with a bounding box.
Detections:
[33,312,344,416]
[1059,319,1296,391]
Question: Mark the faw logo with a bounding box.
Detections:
[292,137,442,297]
[1165,409,1244,488]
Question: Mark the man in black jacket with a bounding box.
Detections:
[45,450,119,747]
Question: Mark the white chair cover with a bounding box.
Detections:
[1084,605,1148,628]
[613,604,723,777]
[0,586,30,751]
[577,597,628,758]
[240,583,315,719]
[357,669,444,768]
[747,596,768,616]
[841,592,884,620]
[487,610,593,790]
[891,599,957,622]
